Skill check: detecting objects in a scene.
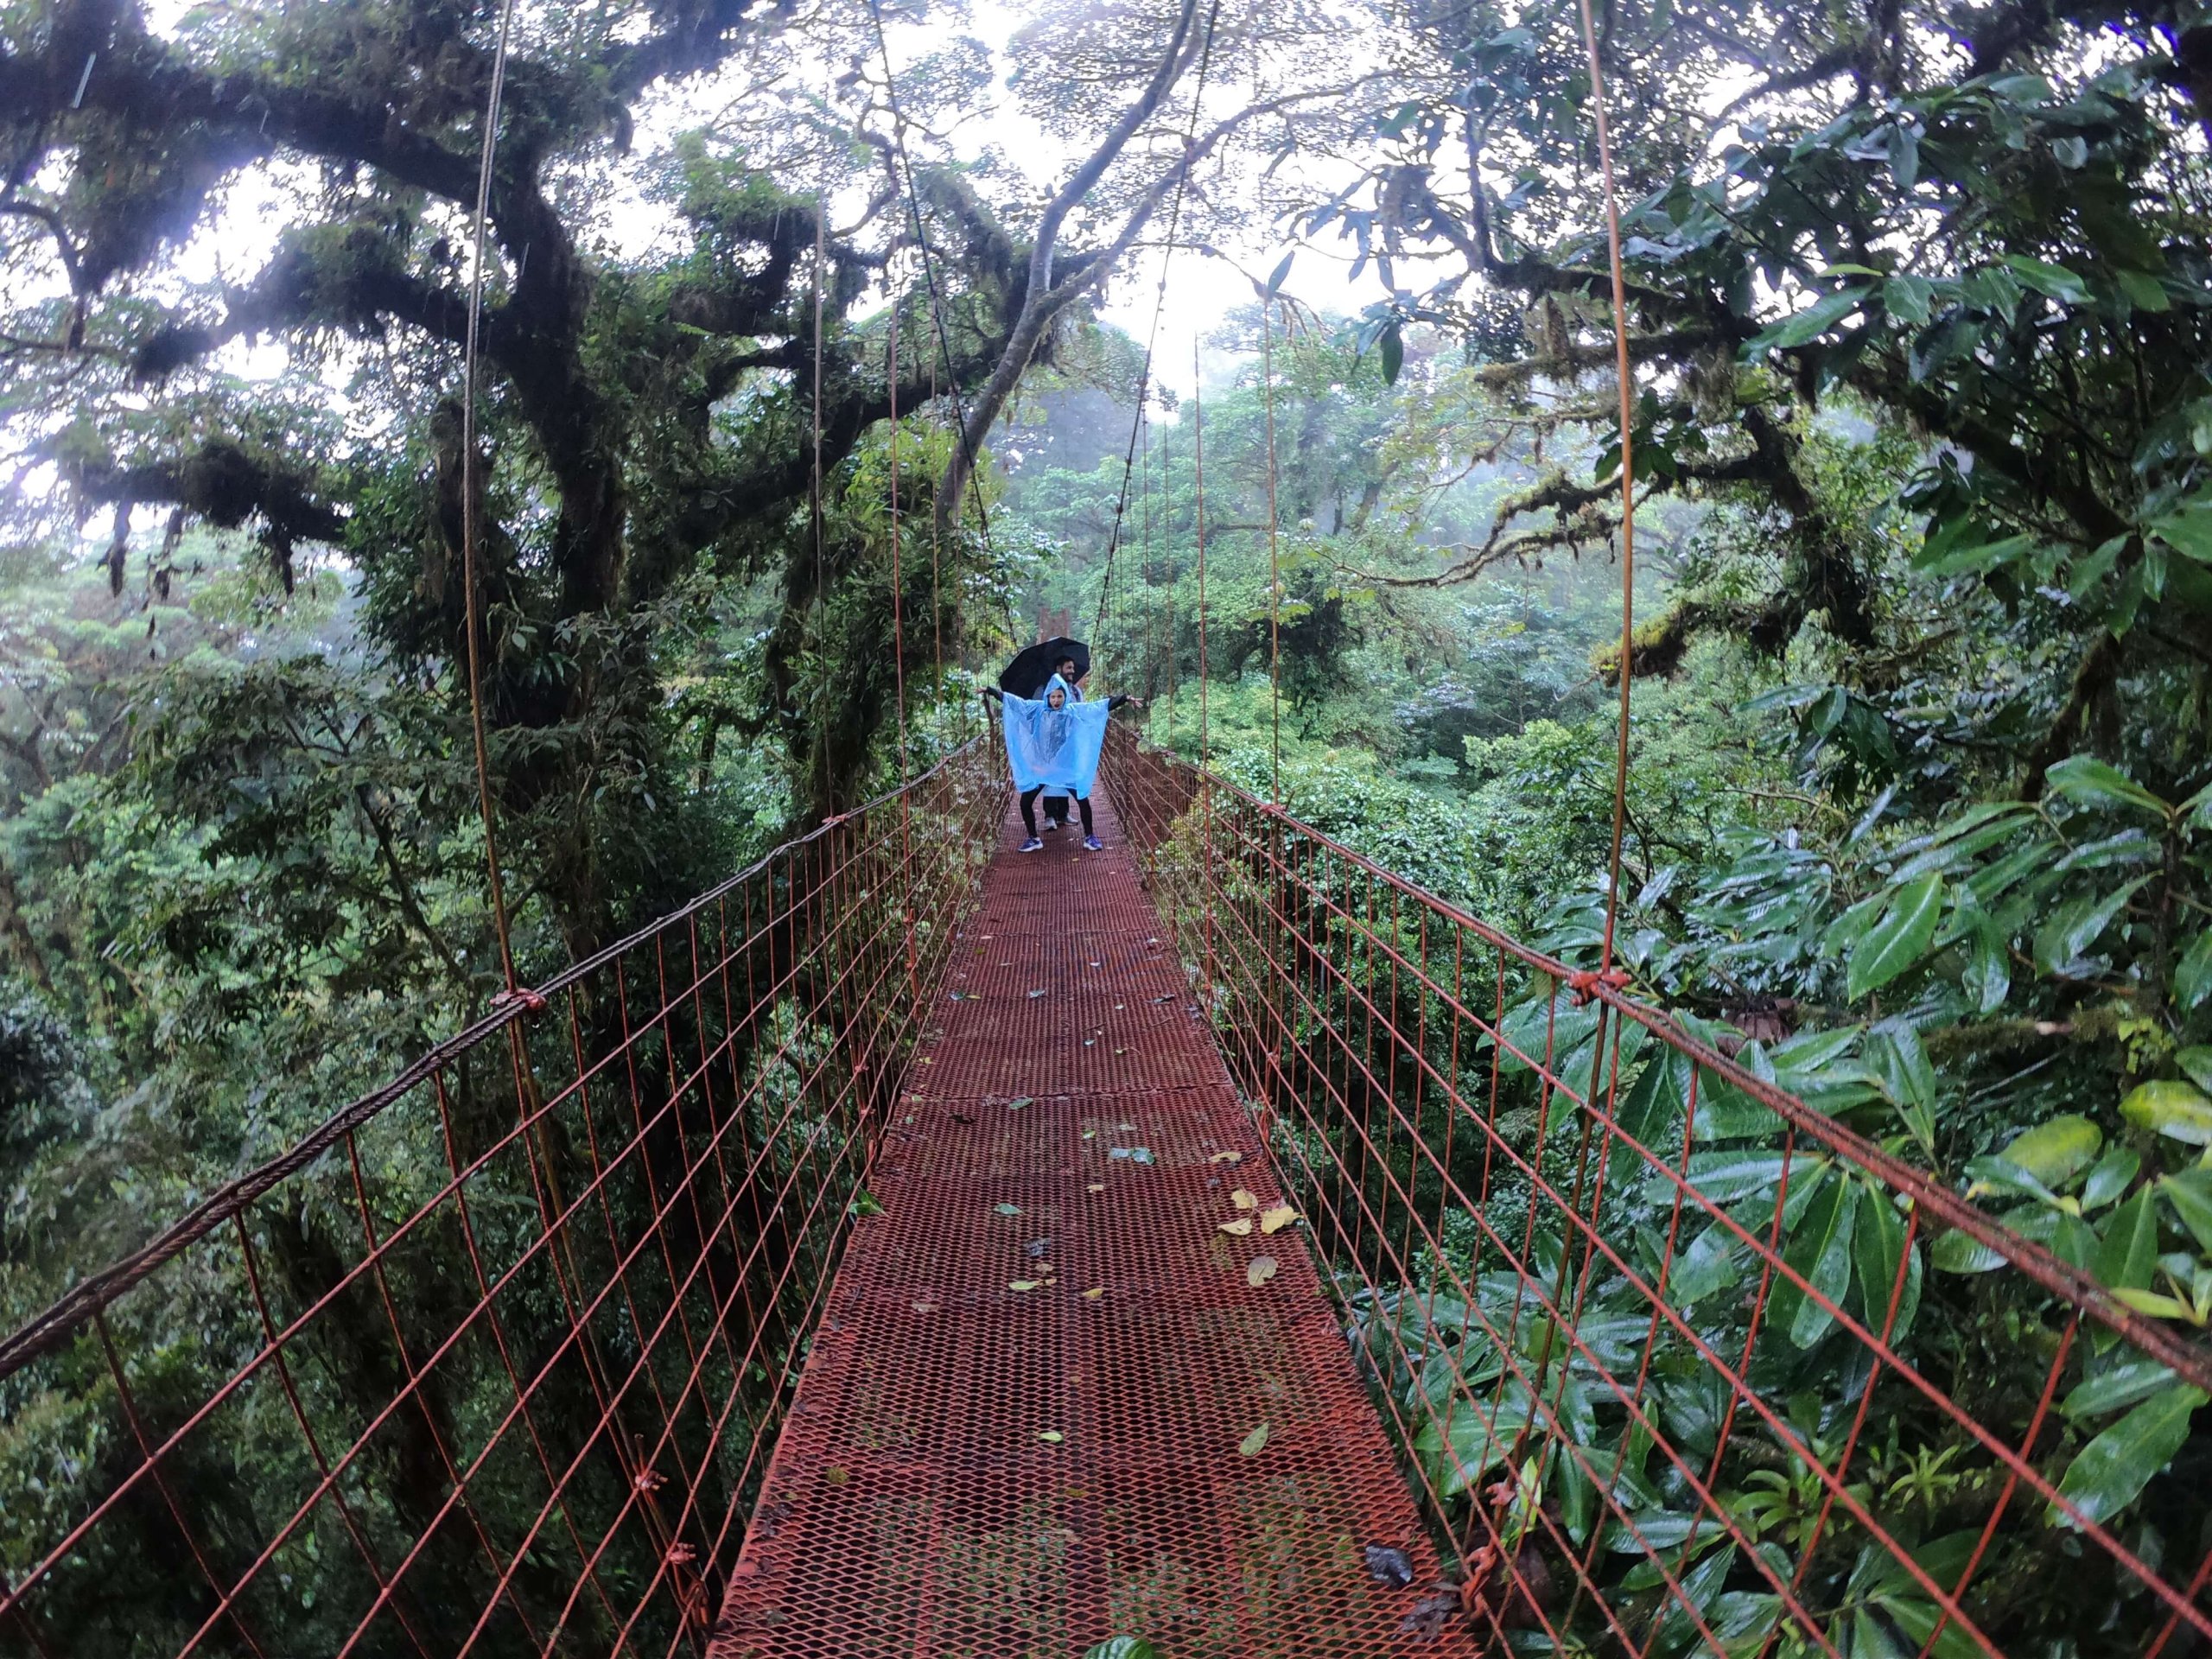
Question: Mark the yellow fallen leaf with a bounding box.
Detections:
[1239,1423,1269,1457]
[1037,1429,1064,1444]
[1009,1280,1040,1292]
[1082,1287,1105,1300]
[1087,1183,1105,1193]
[1208,1150,1243,1166]
[1259,1205,1299,1236]
[1246,1256,1278,1287]
[1231,1189,1258,1211]
[1217,1218,1253,1236]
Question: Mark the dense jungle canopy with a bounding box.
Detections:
[5,0,2212,1649]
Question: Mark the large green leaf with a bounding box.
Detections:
[1847,875,1945,999]
[1084,1640,1158,1659]
[2120,1080,2212,1146]
[1777,1168,1859,1348]
[2032,875,2152,976]
[2063,1358,2178,1422]
[1992,1115,2102,1186]
[2042,755,2170,819]
[2093,1188,2158,1293]
[2048,1384,2207,1529]
[1853,1186,1921,1339]
[1414,1389,1531,1496]
[2158,1168,2212,1255]
[1746,286,1868,353]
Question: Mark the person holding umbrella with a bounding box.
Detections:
[999,638,1091,832]
[981,671,1141,851]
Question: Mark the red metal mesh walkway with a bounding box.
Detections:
[708,790,1461,1658]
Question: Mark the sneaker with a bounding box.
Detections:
[1042,817,1058,831]
[1018,837,1044,853]
[1084,836,1103,851]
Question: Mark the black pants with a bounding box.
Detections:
[1021,788,1091,837]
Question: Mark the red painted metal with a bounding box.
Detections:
[1102,725,2212,1658]
[708,794,1459,1656]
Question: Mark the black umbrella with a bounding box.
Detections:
[998,637,1090,697]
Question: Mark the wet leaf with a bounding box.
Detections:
[2050,1384,2207,1529]
[2120,1081,2212,1145]
[1239,1423,1271,1457]
[1247,1255,1279,1287]
[1219,1218,1254,1236]
[1363,1544,1414,1587]
[1260,1205,1300,1235]
[1232,1189,1259,1211]
[1400,1592,1459,1639]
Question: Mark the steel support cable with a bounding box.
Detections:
[1088,0,1224,676]
[1260,291,1282,803]
[887,278,918,984]
[460,0,524,991]
[810,174,833,813]
[861,0,1012,652]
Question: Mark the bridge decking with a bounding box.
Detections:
[708,789,1465,1657]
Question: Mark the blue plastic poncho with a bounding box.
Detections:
[1000,673,1110,794]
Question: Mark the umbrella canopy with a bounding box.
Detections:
[999,637,1090,697]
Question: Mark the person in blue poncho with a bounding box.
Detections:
[981,673,1141,852]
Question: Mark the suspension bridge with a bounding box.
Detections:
[1,728,2207,1657]
[2,0,2206,1649]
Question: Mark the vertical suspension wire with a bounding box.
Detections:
[1192,338,1214,983]
[460,0,524,992]
[1259,293,1282,804]
[887,269,917,982]
[810,177,832,816]
[1089,0,1223,683]
[863,0,1016,661]
[1578,0,1637,974]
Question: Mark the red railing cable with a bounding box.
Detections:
[1103,728,2212,1656]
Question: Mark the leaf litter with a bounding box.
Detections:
[1260,1204,1300,1235]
